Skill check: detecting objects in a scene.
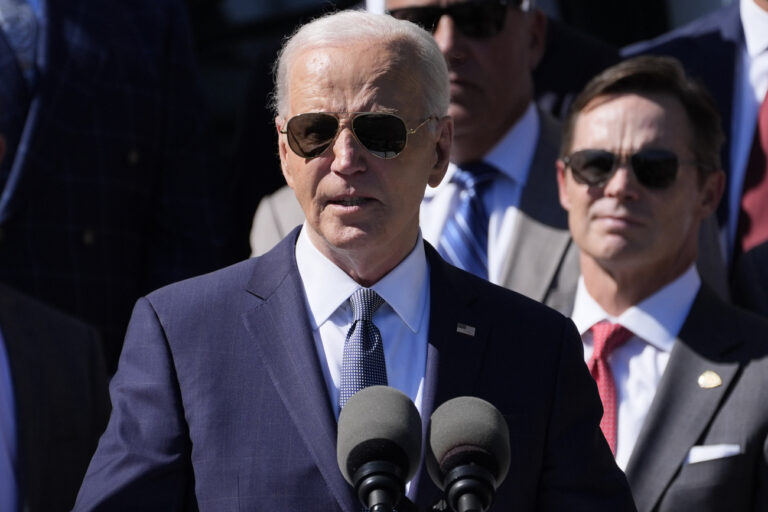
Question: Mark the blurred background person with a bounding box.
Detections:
[0,0,242,373]
[0,282,109,512]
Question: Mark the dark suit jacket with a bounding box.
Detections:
[0,284,109,512]
[74,228,635,511]
[0,0,240,373]
[624,285,768,512]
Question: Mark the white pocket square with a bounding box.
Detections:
[684,443,741,464]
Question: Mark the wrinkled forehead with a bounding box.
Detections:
[286,42,424,117]
[572,92,694,152]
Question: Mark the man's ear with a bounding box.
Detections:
[699,168,726,219]
[556,159,571,211]
[276,117,295,189]
[427,116,453,188]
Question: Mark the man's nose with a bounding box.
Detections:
[603,165,640,200]
[433,15,466,63]
[330,127,366,175]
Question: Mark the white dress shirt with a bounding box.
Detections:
[571,265,701,470]
[0,327,18,512]
[420,102,539,284]
[295,226,430,419]
[726,0,768,261]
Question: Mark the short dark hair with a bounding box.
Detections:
[560,55,724,180]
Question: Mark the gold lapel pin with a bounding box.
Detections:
[456,323,476,337]
[698,370,722,389]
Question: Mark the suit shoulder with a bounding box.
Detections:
[622,3,738,57]
[146,257,260,305]
[0,284,96,339]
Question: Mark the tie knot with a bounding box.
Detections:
[349,288,384,322]
[590,321,633,360]
[451,161,499,191]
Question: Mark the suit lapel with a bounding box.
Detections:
[625,287,741,512]
[411,244,491,506]
[241,229,358,512]
[500,109,569,302]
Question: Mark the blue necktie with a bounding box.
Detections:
[339,288,388,411]
[437,161,498,279]
[0,0,38,85]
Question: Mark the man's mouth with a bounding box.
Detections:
[328,197,372,207]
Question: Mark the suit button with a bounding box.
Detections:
[126,149,140,166]
[82,229,96,246]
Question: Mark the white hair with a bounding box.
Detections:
[272,10,449,120]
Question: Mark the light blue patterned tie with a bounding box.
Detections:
[437,161,498,279]
[339,288,387,411]
[0,0,38,85]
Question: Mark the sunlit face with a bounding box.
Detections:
[278,42,452,279]
[386,0,544,157]
[557,93,723,276]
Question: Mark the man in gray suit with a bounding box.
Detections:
[556,55,768,511]
[251,0,577,312]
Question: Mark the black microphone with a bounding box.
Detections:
[337,385,422,512]
[426,397,510,512]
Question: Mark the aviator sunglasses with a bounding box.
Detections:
[561,148,696,190]
[280,112,437,159]
[387,0,528,39]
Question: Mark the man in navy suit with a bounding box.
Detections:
[623,0,768,316]
[0,0,241,373]
[74,10,635,511]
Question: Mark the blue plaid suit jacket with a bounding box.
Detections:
[0,0,241,371]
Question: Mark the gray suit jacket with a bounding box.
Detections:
[623,285,768,512]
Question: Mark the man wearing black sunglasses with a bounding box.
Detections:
[75,10,636,511]
[385,0,579,310]
[556,55,768,512]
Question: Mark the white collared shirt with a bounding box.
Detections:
[571,265,701,470]
[295,226,431,419]
[726,0,768,261]
[421,102,539,283]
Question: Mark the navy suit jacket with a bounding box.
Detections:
[0,0,240,373]
[0,284,109,512]
[74,228,635,511]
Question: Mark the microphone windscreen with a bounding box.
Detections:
[426,396,510,489]
[336,386,422,485]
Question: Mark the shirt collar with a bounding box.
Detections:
[424,101,539,198]
[295,225,429,333]
[742,0,768,58]
[572,265,701,352]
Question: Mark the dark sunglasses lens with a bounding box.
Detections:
[450,1,506,38]
[388,7,441,32]
[568,150,616,185]
[286,113,339,158]
[630,149,678,189]
[353,114,408,158]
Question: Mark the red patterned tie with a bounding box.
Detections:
[588,321,633,455]
[737,90,768,254]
